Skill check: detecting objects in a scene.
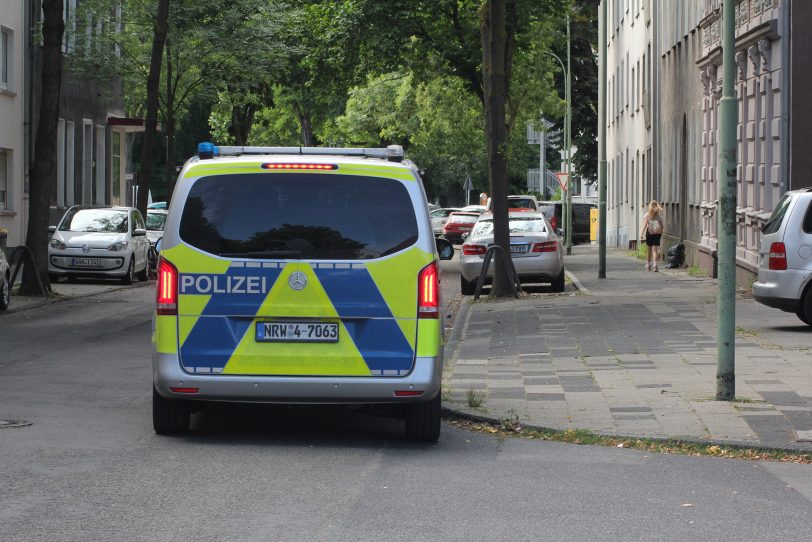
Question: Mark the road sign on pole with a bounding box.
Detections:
[556,172,569,192]
[463,175,474,191]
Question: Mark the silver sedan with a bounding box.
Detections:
[459,211,565,294]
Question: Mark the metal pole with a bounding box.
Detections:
[716,0,737,400]
[540,117,545,195]
[565,13,573,255]
[598,0,607,278]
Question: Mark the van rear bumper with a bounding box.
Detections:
[152,352,443,404]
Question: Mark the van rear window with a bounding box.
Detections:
[179,173,418,260]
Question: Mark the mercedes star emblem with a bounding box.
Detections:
[288,272,307,291]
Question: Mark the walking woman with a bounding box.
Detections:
[640,200,664,271]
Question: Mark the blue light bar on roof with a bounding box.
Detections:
[197,142,218,159]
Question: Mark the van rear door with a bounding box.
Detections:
[174,170,426,377]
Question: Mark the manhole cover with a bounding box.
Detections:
[0,419,32,429]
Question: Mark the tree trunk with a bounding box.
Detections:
[297,106,314,147]
[136,0,169,217]
[21,0,64,295]
[164,39,175,203]
[480,0,515,298]
[229,103,257,146]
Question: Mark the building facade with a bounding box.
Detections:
[604,0,654,250]
[0,2,27,249]
[601,0,811,284]
[1,1,137,254]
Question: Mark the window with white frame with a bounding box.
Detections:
[1,26,12,91]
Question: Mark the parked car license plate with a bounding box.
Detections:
[510,244,529,254]
[255,322,339,343]
[71,257,101,267]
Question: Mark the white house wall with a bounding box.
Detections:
[604,0,652,249]
[0,2,26,249]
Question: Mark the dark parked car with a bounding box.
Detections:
[537,201,596,244]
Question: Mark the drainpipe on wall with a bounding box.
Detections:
[781,0,791,192]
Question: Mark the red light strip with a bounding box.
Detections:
[261,163,337,170]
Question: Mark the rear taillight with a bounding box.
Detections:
[462,244,487,255]
[157,258,178,315]
[418,262,439,319]
[532,241,559,253]
[768,242,787,270]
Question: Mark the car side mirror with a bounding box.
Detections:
[461,232,469,242]
[155,237,163,253]
[436,238,454,260]
[556,228,564,237]
[133,228,147,237]
[48,225,56,233]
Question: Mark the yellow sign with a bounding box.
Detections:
[590,208,599,242]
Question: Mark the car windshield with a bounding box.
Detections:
[59,209,129,233]
[448,213,477,223]
[471,217,547,237]
[179,173,418,260]
[508,198,535,209]
[146,212,167,231]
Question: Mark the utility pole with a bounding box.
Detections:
[548,50,570,246]
[716,0,737,400]
[565,13,573,255]
[598,0,607,278]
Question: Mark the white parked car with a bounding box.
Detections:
[0,248,10,310]
[146,209,168,246]
[429,207,462,236]
[48,206,150,284]
[459,211,565,294]
[752,188,812,326]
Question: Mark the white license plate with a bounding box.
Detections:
[255,322,339,343]
[71,258,101,267]
[510,244,529,254]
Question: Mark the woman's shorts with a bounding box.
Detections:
[646,233,662,247]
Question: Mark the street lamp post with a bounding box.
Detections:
[548,49,571,251]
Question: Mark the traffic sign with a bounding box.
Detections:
[556,172,569,192]
[463,175,474,191]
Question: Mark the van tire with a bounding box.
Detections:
[404,393,441,442]
[461,275,477,296]
[551,269,565,293]
[153,388,190,435]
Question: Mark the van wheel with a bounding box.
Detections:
[798,289,812,326]
[404,393,441,443]
[461,275,477,296]
[551,269,565,293]
[121,258,134,285]
[0,273,9,310]
[153,388,190,435]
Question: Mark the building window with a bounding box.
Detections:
[1,26,12,91]
[0,149,8,209]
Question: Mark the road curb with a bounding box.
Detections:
[440,405,811,454]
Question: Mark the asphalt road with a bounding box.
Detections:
[1,283,811,541]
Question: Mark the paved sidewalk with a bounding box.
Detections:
[443,244,812,451]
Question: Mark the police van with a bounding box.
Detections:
[152,143,453,441]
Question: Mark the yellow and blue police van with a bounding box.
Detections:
[152,142,453,441]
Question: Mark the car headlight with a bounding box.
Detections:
[107,241,129,251]
[49,239,67,250]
